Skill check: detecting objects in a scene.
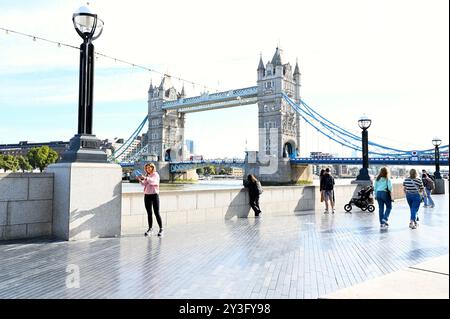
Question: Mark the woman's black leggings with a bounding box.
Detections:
[144,194,162,229]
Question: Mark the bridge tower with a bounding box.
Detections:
[147,75,185,162]
[145,75,186,179]
[247,47,311,183]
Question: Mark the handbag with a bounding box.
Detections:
[256,181,263,195]
[410,178,424,202]
[385,179,394,202]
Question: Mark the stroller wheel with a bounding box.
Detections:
[367,205,375,213]
[344,204,352,213]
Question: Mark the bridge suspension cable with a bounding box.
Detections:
[283,94,448,156]
[299,99,409,155]
[284,94,365,151]
[109,116,148,161]
[300,99,449,155]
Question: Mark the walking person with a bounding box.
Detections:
[421,172,435,208]
[374,167,393,228]
[322,168,335,214]
[403,169,424,229]
[136,163,164,237]
[243,174,263,217]
[319,169,326,206]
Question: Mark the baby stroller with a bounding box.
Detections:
[344,185,375,213]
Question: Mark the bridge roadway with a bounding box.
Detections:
[120,157,449,170]
[0,191,448,298]
[162,86,258,113]
[290,157,450,166]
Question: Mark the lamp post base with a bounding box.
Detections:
[353,168,371,184]
[434,171,442,180]
[433,178,446,195]
[60,134,107,163]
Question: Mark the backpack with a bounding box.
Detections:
[425,177,435,191]
[323,175,334,191]
[256,181,263,195]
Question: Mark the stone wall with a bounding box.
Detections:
[121,182,406,234]
[0,172,408,240]
[0,173,53,240]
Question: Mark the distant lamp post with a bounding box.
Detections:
[61,3,106,163]
[355,115,371,181]
[432,137,442,179]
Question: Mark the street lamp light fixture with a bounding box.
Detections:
[358,115,372,130]
[432,137,442,147]
[72,5,104,41]
[60,3,107,163]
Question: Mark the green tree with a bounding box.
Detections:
[17,155,33,172]
[1,155,19,172]
[196,167,205,175]
[27,146,58,172]
[27,148,38,170]
[204,165,216,175]
[0,155,5,172]
[219,168,227,175]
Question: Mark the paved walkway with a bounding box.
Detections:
[0,194,448,299]
[324,254,449,299]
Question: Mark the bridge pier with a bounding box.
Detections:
[171,169,199,182]
[134,161,199,183]
[133,161,171,182]
[245,157,313,185]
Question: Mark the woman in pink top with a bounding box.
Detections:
[137,163,163,237]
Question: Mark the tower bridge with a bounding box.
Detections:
[112,47,449,182]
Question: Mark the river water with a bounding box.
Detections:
[121,177,373,193]
[122,179,244,193]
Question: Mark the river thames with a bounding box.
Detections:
[121,177,390,193]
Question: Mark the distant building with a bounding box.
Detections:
[0,141,69,158]
[230,167,244,177]
[108,136,143,162]
[185,140,195,155]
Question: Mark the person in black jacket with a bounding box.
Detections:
[243,174,263,217]
[321,168,335,213]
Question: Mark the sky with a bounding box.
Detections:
[0,0,448,159]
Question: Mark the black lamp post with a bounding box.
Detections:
[61,4,106,163]
[355,115,371,181]
[432,137,442,179]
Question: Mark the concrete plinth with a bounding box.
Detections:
[46,162,122,241]
[433,179,446,195]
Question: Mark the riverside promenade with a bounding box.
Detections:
[0,193,448,299]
